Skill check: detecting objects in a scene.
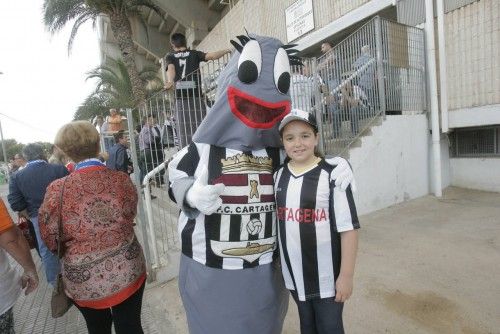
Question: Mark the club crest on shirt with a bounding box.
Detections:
[221,154,272,174]
[209,152,278,263]
[249,180,259,199]
[211,237,276,263]
[213,154,276,214]
[246,218,262,235]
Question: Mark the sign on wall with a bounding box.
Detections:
[285,0,315,43]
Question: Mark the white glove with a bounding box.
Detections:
[186,166,225,215]
[326,157,357,192]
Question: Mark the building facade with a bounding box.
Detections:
[98,0,500,204]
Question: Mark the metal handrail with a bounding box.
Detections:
[127,16,426,278]
[142,162,166,269]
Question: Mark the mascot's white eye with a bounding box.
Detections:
[238,40,262,84]
[274,48,291,94]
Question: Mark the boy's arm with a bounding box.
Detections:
[205,48,231,61]
[335,229,359,302]
[331,181,360,302]
[165,63,176,90]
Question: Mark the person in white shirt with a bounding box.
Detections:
[0,199,38,332]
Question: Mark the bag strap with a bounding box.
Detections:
[56,177,69,259]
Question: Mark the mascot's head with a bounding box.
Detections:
[192,33,302,151]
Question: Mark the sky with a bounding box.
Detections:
[0,1,100,144]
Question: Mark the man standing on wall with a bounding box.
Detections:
[164,33,232,148]
[104,108,123,152]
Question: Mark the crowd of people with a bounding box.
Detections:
[290,40,376,139]
[3,129,146,333]
[0,32,361,334]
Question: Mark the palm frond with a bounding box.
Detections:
[43,0,86,33]
[74,92,110,121]
[68,11,98,53]
[83,57,159,109]
[126,0,163,17]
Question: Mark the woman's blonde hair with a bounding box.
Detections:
[54,121,100,162]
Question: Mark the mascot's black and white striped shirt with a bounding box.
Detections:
[274,159,360,301]
[169,142,282,269]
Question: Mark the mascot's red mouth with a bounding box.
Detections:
[227,86,290,129]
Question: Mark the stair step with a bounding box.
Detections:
[323,115,384,157]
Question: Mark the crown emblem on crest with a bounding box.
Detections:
[221,154,272,174]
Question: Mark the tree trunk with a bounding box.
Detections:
[108,12,146,106]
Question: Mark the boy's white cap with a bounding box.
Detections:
[278,109,318,132]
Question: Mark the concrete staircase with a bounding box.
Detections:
[323,115,385,159]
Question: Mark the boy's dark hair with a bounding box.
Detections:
[114,130,125,142]
[171,33,187,48]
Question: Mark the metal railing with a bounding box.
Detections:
[126,55,230,272]
[127,17,426,278]
[315,16,426,156]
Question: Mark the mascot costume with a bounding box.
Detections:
[168,33,354,334]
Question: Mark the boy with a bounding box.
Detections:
[275,109,360,334]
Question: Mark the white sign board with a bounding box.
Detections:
[285,0,314,43]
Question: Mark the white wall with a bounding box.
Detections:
[428,132,452,193]
[448,104,500,128]
[349,115,430,215]
[450,158,500,192]
[440,135,452,188]
[445,0,500,110]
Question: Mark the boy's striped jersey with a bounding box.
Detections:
[274,159,359,301]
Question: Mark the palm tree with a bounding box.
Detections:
[73,93,110,121]
[43,0,162,105]
[75,58,163,120]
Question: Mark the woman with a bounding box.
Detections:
[39,121,146,334]
[0,199,39,333]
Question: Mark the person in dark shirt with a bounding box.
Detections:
[7,143,68,286]
[164,33,232,148]
[106,130,132,174]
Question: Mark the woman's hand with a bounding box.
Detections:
[21,269,39,295]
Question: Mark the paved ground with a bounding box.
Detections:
[0,185,166,334]
[11,260,167,334]
[149,187,500,334]
[4,185,500,333]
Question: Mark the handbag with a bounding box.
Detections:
[16,217,37,249]
[51,177,73,318]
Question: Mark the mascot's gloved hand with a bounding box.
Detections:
[186,166,225,215]
[327,157,357,192]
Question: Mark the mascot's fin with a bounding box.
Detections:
[282,44,303,66]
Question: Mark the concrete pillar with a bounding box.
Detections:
[186,21,209,49]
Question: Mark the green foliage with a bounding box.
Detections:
[43,0,161,52]
[0,140,53,161]
[0,139,24,161]
[74,58,163,120]
[43,0,163,104]
[74,93,110,121]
